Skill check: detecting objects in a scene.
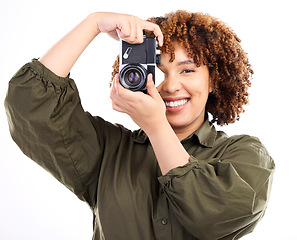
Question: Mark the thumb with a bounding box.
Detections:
[146,74,159,98]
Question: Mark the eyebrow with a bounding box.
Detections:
[158,59,195,67]
[176,59,195,66]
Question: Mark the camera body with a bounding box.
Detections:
[119,36,161,93]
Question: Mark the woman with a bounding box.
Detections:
[4,10,274,240]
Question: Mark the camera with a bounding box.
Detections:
[119,36,161,93]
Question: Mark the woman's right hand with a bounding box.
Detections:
[95,12,163,46]
[40,12,163,77]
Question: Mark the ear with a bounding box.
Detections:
[209,85,213,93]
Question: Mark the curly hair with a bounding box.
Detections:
[111,10,253,126]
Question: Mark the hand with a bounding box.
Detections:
[111,74,190,175]
[95,12,163,45]
[110,73,167,134]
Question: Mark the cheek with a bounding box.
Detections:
[187,81,209,97]
[191,76,211,96]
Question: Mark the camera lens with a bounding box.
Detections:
[120,64,147,91]
[128,71,141,85]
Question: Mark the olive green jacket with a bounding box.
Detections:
[4,60,275,240]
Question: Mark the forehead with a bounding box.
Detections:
[159,44,195,67]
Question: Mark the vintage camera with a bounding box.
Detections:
[119,36,161,93]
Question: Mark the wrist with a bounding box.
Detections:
[146,119,190,175]
[144,116,169,138]
[87,12,102,36]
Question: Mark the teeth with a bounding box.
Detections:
[165,99,188,107]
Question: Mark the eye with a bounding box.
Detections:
[181,69,195,74]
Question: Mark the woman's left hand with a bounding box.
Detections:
[110,73,167,134]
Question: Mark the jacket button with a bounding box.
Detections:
[161,218,168,225]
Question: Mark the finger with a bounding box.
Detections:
[111,73,119,94]
[142,21,163,46]
[128,17,145,44]
[113,28,121,41]
[113,72,123,96]
[146,74,159,98]
[128,20,137,42]
[136,21,144,44]
[110,79,117,101]
[116,19,132,40]
[117,18,142,44]
[113,73,135,101]
[110,78,126,113]
[110,74,126,107]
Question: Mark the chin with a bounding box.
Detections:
[167,118,188,129]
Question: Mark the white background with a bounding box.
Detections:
[0,0,296,239]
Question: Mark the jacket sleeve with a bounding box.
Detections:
[4,59,104,208]
[158,135,275,240]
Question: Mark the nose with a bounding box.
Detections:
[158,75,182,94]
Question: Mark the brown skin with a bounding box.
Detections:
[157,43,212,139]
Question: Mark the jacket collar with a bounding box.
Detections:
[187,119,217,147]
[133,116,217,148]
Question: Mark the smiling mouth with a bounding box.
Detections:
[164,99,189,108]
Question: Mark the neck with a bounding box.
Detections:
[173,112,207,141]
[174,122,204,141]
